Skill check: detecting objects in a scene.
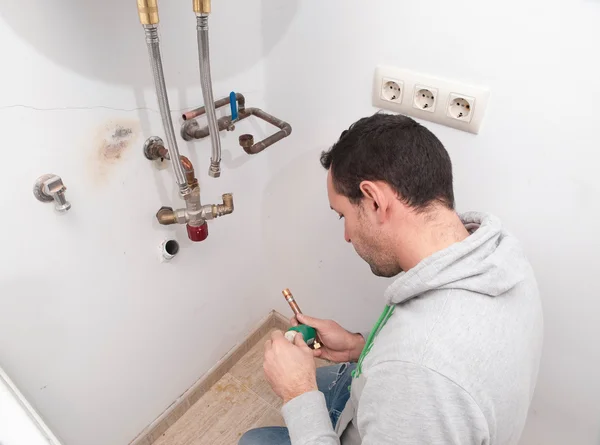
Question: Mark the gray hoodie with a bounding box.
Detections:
[282,212,543,445]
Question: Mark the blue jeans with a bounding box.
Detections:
[239,362,356,445]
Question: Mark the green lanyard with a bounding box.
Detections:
[351,304,396,380]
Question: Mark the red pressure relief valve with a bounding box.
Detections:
[187,222,209,242]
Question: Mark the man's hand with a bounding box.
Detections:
[263,330,318,404]
[292,314,366,363]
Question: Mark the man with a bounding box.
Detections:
[240,113,543,445]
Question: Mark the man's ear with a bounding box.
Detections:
[359,181,388,218]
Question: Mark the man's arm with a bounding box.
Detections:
[281,360,489,445]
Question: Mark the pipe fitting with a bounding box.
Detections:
[208,161,221,178]
[157,207,189,226]
[179,156,198,188]
[201,193,234,220]
[183,185,205,230]
[193,0,211,14]
[137,0,159,25]
[239,134,254,151]
[33,174,71,213]
[217,193,234,216]
[181,119,200,141]
[144,136,170,161]
[156,206,177,225]
[161,239,180,261]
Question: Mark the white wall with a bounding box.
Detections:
[2,1,599,445]
[0,1,297,444]
[0,368,62,445]
[260,1,600,444]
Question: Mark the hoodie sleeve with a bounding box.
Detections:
[281,361,489,445]
[281,391,339,445]
[358,360,490,444]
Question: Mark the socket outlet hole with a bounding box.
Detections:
[165,240,180,256]
[382,80,402,102]
[449,98,471,119]
[414,88,435,111]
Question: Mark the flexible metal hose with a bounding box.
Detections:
[197,15,222,178]
[144,25,189,193]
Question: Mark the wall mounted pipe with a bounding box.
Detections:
[182,93,246,121]
[137,1,189,196]
[236,108,292,154]
[182,99,292,154]
[196,12,222,178]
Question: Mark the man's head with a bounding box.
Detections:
[321,113,455,277]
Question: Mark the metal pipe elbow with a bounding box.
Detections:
[217,193,234,216]
[156,207,177,225]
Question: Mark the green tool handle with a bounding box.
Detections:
[287,325,317,347]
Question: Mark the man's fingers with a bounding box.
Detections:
[271,330,285,342]
[264,339,272,351]
[290,316,299,327]
[293,332,310,351]
[312,348,323,358]
[296,314,324,329]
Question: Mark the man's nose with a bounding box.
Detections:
[344,232,351,243]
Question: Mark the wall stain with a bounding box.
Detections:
[91,118,140,183]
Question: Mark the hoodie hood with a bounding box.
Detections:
[384,212,528,305]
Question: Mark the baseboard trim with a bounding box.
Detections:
[129,310,289,445]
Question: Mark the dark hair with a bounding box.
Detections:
[320,113,455,211]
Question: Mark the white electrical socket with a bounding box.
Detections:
[447,93,475,122]
[380,78,404,103]
[373,66,490,134]
[413,85,438,113]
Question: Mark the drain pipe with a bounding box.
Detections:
[193,0,222,178]
[137,0,190,197]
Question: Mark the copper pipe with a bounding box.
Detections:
[179,156,198,188]
[282,289,303,317]
[183,105,292,154]
[282,288,322,349]
[182,93,246,121]
[186,115,234,140]
[237,108,292,155]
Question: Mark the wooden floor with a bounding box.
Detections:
[153,330,328,445]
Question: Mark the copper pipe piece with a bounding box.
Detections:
[182,93,246,121]
[137,0,159,25]
[282,288,302,316]
[179,156,198,188]
[282,288,322,349]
